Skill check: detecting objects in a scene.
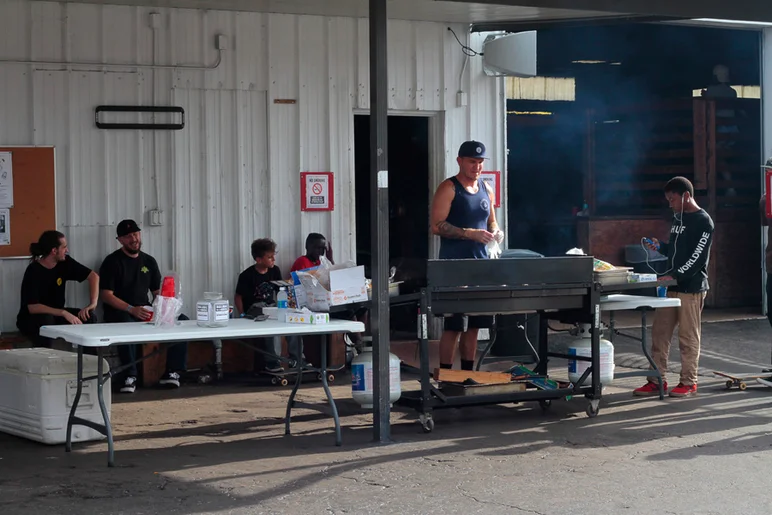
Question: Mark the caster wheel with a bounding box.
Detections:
[739,382,747,391]
[725,380,734,389]
[328,374,335,383]
[419,414,434,433]
[280,378,288,387]
[539,399,552,410]
[586,402,600,418]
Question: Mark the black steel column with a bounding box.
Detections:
[370,0,391,443]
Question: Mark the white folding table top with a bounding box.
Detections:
[40,318,365,348]
[600,294,681,312]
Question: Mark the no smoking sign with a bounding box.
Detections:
[301,172,334,211]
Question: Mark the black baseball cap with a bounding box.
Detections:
[458,140,488,159]
[116,219,141,238]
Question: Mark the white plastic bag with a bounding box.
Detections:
[151,272,183,328]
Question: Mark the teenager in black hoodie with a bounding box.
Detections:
[634,177,714,398]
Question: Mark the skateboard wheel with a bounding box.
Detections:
[271,377,278,385]
[317,373,323,381]
[419,414,434,433]
[739,382,747,391]
[280,378,289,387]
[328,374,335,383]
[725,380,734,389]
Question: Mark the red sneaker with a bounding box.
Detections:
[669,383,697,397]
[633,381,667,396]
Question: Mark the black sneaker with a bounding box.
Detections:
[120,376,137,393]
[159,372,181,388]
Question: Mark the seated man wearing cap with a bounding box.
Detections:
[99,219,189,393]
[430,140,504,371]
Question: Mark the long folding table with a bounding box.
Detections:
[40,318,364,467]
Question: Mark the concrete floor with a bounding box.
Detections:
[2,317,772,515]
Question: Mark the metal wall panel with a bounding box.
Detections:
[0,1,505,332]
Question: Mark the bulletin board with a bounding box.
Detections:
[0,147,56,258]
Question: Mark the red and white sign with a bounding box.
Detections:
[480,171,501,208]
[301,172,334,211]
[766,168,772,218]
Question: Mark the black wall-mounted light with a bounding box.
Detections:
[95,105,185,130]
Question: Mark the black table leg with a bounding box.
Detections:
[284,334,343,446]
[65,346,84,453]
[96,348,115,467]
[639,311,665,400]
[285,337,304,437]
[65,347,115,467]
[318,335,342,446]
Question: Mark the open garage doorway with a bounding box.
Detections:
[354,114,431,288]
[354,114,433,336]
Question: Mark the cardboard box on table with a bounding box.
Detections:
[296,265,368,312]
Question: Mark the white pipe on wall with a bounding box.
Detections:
[0,50,223,71]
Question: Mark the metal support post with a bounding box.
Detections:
[370,0,391,443]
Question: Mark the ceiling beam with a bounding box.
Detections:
[471,14,679,32]
[445,0,772,23]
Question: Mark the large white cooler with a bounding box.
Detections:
[0,348,111,444]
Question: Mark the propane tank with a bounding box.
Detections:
[351,346,401,409]
[567,323,615,387]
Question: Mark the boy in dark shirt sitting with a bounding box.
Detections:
[235,238,303,372]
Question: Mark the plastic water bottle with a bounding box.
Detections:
[277,287,288,323]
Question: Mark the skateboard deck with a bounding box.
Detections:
[712,371,771,390]
[258,365,345,386]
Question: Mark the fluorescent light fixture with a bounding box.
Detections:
[693,18,772,27]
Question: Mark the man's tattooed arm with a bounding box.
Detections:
[436,221,466,240]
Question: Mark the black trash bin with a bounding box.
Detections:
[625,244,668,296]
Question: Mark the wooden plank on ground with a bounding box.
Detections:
[442,382,526,397]
[433,369,512,385]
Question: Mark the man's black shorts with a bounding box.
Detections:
[443,314,494,332]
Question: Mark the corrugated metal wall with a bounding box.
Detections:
[0,0,505,332]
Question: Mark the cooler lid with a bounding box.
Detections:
[0,348,105,376]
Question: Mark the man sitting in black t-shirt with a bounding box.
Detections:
[235,238,304,373]
[17,230,100,347]
[99,219,188,393]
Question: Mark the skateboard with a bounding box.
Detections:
[259,365,345,386]
[712,371,771,391]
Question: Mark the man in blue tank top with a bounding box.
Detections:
[430,141,504,371]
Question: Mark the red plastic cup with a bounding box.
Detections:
[161,276,175,297]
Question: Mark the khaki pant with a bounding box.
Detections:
[648,291,707,386]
